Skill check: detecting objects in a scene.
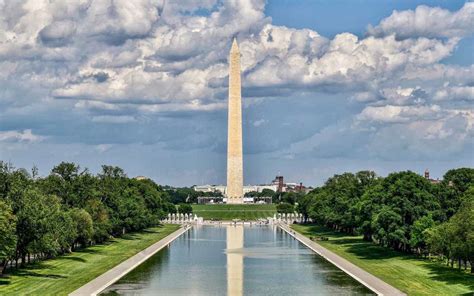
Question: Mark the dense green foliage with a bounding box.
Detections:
[244,188,275,197]
[192,204,276,220]
[426,192,473,271]
[276,202,294,213]
[0,225,179,295]
[292,224,474,295]
[0,201,17,266]
[298,168,474,272]
[0,161,174,273]
[177,203,193,214]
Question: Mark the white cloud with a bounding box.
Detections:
[95,144,113,153]
[252,119,267,127]
[243,30,458,90]
[356,104,442,123]
[368,2,474,39]
[0,129,44,142]
[434,85,474,101]
[376,87,427,106]
[0,0,473,164]
[1,0,463,115]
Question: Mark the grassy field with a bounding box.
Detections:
[292,224,473,296]
[0,224,180,296]
[192,204,276,220]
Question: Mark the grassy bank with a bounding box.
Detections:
[291,224,473,296]
[192,204,276,220]
[0,224,180,296]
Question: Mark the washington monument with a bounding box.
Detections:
[226,38,244,204]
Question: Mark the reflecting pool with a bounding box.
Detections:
[102,225,373,295]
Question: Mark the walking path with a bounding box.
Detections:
[278,223,406,296]
[69,225,191,296]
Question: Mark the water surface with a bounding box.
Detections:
[103,225,373,295]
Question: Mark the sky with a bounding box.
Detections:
[0,0,473,187]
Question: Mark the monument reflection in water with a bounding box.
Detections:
[102,225,373,296]
[227,225,243,295]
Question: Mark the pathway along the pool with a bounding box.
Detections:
[100,225,378,295]
[69,225,191,296]
[278,223,406,296]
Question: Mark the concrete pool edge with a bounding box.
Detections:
[278,223,406,296]
[69,225,191,296]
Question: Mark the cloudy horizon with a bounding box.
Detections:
[1,0,473,186]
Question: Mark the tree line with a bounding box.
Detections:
[163,186,222,204]
[296,168,474,273]
[0,161,178,273]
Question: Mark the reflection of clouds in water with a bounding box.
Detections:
[187,238,226,242]
[252,240,287,246]
[103,283,147,294]
[225,246,312,259]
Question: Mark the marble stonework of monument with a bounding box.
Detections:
[226,39,244,204]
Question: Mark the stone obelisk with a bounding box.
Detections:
[226,38,244,204]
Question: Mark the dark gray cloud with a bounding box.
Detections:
[38,21,76,47]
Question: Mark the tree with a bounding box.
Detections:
[355,183,383,241]
[0,161,15,199]
[280,192,303,205]
[435,168,474,221]
[244,191,259,197]
[40,162,97,208]
[443,168,474,193]
[132,178,166,221]
[308,189,331,225]
[372,206,404,249]
[426,189,473,271]
[164,202,177,214]
[54,210,77,254]
[307,172,377,234]
[0,200,17,273]
[69,208,93,248]
[448,194,473,272]
[85,199,110,243]
[15,190,74,261]
[245,188,276,198]
[296,194,314,222]
[370,171,439,251]
[409,215,435,255]
[165,187,188,204]
[178,203,193,214]
[112,187,151,234]
[425,223,449,258]
[261,188,276,196]
[276,202,294,213]
[0,161,175,271]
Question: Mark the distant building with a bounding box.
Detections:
[194,184,278,195]
[194,184,226,194]
[197,196,270,204]
[197,196,224,204]
[424,169,441,184]
[272,175,284,192]
[194,175,312,198]
[270,175,311,193]
[243,184,279,194]
[134,176,148,180]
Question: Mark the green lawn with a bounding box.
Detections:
[192,204,276,220]
[292,224,473,296]
[0,224,180,296]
